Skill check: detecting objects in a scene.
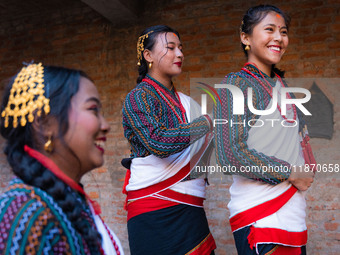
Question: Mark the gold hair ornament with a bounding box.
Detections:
[137,31,154,66]
[1,63,50,128]
[240,20,244,33]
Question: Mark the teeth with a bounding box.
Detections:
[269,46,280,51]
[94,140,105,148]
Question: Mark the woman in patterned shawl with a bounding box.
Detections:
[0,63,124,254]
[122,25,216,254]
[214,5,315,255]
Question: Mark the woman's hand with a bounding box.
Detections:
[288,165,315,191]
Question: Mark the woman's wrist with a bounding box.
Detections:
[203,114,213,132]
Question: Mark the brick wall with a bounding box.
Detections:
[0,0,339,254]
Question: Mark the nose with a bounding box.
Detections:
[176,48,184,59]
[100,115,110,134]
[273,30,282,42]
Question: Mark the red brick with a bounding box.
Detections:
[186,56,201,65]
[166,3,186,11]
[336,15,340,23]
[295,27,313,35]
[51,38,70,46]
[303,34,332,43]
[217,53,232,61]
[329,41,340,49]
[282,54,299,61]
[297,0,324,9]
[319,7,337,15]
[88,191,99,199]
[330,23,340,32]
[184,64,206,72]
[324,222,339,231]
[199,15,225,24]
[302,51,333,59]
[314,16,333,24]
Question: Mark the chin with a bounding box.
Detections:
[268,58,281,65]
[91,158,104,171]
[95,160,104,169]
[172,71,182,77]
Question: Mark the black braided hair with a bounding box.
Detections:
[136,25,180,83]
[240,4,291,77]
[0,66,102,254]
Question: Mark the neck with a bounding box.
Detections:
[24,145,82,186]
[50,152,82,183]
[44,142,83,183]
[247,59,272,77]
[147,71,173,90]
[24,145,102,215]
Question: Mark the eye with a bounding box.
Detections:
[89,105,100,115]
[265,27,274,32]
[166,46,174,50]
[281,30,288,35]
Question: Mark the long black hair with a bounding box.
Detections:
[0,65,103,253]
[240,5,291,77]
[136,25,180,83]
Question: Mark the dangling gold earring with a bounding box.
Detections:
[44,135,54,153]
[149,62,153,69]
[245,45,250,51]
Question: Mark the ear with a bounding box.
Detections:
[31,115,58,138]
[143,49,153,63]
[240,32,250,46]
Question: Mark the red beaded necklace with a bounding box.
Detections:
[241,62,297,123]
[143,76,187,124]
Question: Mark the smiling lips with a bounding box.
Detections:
[174,62,182,67]
[94,137,106,153]
[268,45,281,53]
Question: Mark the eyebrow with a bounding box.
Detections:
[264,23,288,29]
[86,97,102,106]
[167,41,183,47]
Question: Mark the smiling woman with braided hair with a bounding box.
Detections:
[0,63,123,254]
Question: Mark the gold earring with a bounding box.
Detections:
[149,62,153,69]
[245,45,250,51]
[44,136,54,153]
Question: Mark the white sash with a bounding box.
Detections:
[89,204,124,255]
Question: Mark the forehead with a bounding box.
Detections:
[259,11,286,26]
[72,77,99,103]
[156,32,181,45]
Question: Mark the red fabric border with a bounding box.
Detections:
[185,233,216,255]
[157,189,204,206]
[248,227,307,250]
[127,196,179,220]
[230,185,297,232]
[127,190,204,220]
